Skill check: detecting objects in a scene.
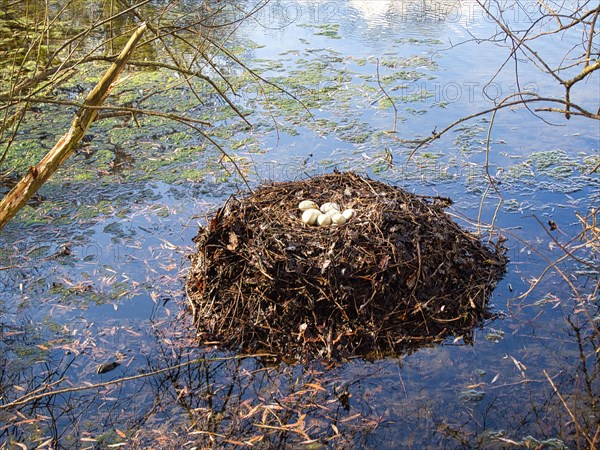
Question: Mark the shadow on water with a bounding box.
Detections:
[0,0,598,448]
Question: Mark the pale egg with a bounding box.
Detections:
[342,209,355,221]
[317,214,331,227]
[320,202,340,214]
[301,208,321,225]
[299,200,319,212]
[330,212,347,225]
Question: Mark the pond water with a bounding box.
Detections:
[0,0,598,448]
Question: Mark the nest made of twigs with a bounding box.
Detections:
[186,172,507,360]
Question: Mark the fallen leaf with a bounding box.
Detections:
[97,361,120,374]
[227,232,239,251]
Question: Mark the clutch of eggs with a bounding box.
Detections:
[298,200,355,227]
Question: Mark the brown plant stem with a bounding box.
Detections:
[0,22,148,231]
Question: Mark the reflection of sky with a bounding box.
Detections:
[248,0,500,44]
[247,0,463,47]
[245,0,599,105]
[241,0,599,162]
[346,0,485,30]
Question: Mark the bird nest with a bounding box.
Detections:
[186,172,507,360]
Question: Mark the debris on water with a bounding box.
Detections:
[485,329,505,343]
[97,361,120,374]
[460,389,485,403]
[186,172,507,360]
[484,433,569,449]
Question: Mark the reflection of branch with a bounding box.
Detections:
[530,214,598,270]
[566,315,598,410]
[543,369,597,450]
[477,106,503,234]
[1,1,154,102]
[48,0,154,66]
[395,93,599,160]
[475,1,600,120]
[502,219,600,340]
[0,353,274,411]
[499,227,585,300]
[376,59,398,133]
[517,215,600,334]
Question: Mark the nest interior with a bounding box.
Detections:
[186,172,507,360]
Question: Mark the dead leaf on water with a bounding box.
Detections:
[305,382,326,392]
[97,361,120,374]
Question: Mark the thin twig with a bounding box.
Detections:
[0,353,274,411]
[376,59,398,133]
[543,369,596,449]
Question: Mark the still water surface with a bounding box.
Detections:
[0,0,598,448]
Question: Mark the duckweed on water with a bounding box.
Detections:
[380,70,431,84]
[485,329,505,343]
[498,150,598,193]
[405,107,429,115]
[350,56,368,66]
[460,389,486,403]
[335,119,373,143]
[378,55,438,70]
[453,122,488,154]
[528,149,570,170]
[395,37,445,45]
[370,159,390,174]
[74,201,117,220]
[299,23,342,39]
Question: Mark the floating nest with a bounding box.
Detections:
[186,172,507,360]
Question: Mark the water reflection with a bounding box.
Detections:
[303,0,485,42]
[348,0,466,24]
[1,291,597,448]
[0,0,598,448]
